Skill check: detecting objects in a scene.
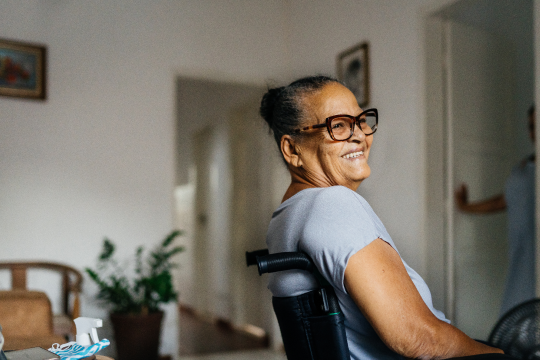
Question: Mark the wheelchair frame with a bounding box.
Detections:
[246,249,350,360]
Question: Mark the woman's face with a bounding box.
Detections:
[295,82,373,191]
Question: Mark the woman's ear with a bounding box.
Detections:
[281,135,303,168]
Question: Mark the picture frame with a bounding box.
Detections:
[0,38,46,100]
[337,42,369,108]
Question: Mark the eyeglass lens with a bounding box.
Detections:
[330,113,377,140]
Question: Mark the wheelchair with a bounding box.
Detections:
[246,249,350,360]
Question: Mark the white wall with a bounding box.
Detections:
[3,0,535,354]
[0,1,288,357]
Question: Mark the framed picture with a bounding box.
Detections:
[0,38,46,100]
[337,42,369,108]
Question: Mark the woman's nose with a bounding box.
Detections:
[351,122,367,142]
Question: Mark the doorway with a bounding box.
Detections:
[425,0,535,340]
[174,77,288,354]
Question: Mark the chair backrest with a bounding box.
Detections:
[0,262,82,319]
[246,249,350,360]
[0,290,54,338]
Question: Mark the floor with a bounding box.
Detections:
[178,307,284,359]
[179,349,286,360]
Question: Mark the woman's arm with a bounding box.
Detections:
[455,184,506,213]
[344,239,503,359]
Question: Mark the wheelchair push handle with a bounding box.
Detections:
[245,249,269,267]
[245,248,350,359]
[246,250,315,276]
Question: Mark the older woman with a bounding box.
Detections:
[260,76,507,359]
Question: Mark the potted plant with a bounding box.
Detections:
[86,230,184,360]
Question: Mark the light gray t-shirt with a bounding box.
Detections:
[266,186,449,360]
[501,160,535,315]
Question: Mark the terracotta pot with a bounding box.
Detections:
[110,311,163,360]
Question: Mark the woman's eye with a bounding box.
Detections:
[332,122,345,129]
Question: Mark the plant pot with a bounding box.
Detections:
[110,311,164,360]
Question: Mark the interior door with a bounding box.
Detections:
[446,21,514,339]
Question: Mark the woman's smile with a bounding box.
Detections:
[342,149,365,160]
[296,82,373,191]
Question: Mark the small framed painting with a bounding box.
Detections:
[337,42,369,108]
[0,38,46,100]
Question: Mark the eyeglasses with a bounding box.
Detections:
[293,108,378,141]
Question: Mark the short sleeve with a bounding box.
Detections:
[298,186,384,294]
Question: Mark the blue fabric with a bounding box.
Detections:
[49,339,110,360]
[266,186,449,360]
[501,161,536,315]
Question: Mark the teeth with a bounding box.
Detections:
[343,151,363,159]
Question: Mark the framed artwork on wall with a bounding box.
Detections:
[337,42,369,108]
[0,38,46,100]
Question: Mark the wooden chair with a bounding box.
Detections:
[0,262,83,340]
[0,290,66,350]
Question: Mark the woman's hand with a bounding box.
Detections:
[344,239,503,359]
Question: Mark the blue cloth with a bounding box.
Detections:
[49,339,110,360]
[501,160,536,315]
[266,186,449,360]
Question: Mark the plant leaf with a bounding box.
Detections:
[99,238,115,261]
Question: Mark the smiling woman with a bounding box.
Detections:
[280,82,375,193]
[259,76,509,360]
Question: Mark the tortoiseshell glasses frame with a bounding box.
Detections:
[293,108,378,141]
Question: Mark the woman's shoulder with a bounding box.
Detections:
[297,185,362,201]
[306,186,389,240]
[278,186,371,223]
[281,185,359,206]
[311,185,367,208]
[318,185,357,195]
[294,186,371,223]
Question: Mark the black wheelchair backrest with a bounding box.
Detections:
[246,249,350,360]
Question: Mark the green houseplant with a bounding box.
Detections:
[86,230,184,360]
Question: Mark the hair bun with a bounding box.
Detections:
[259,86,284,128]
